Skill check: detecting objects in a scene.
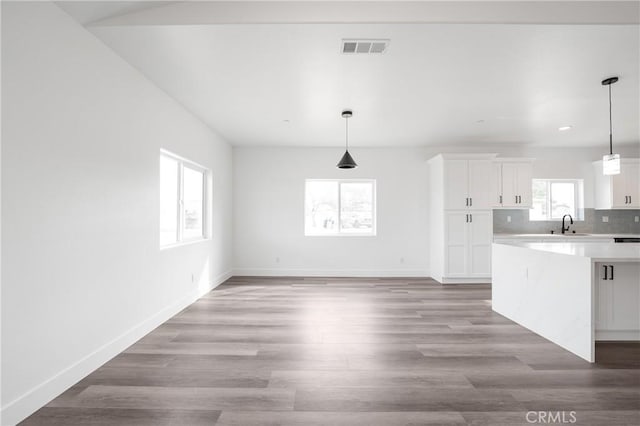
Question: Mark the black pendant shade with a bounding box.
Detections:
[337,109,357,169]
[337,150,357,169]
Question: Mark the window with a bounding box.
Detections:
[160,150,208,247]
[305,179,376,236]
[530,179,584,221]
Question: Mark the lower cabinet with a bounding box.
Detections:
[595,262,640,340]
[445,210,492,278]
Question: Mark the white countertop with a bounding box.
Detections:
[496,241,640,262]
[494,233,640,239]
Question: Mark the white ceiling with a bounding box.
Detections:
[57,1,640,148]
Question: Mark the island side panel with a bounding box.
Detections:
[492,243,594,362]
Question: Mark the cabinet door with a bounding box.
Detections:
[611,172,627,208]
[596,262,640,333]
[468,211,492,276]
[595,263,611,329]
[624,162,640,208]
[444,160,469,210]
[515,163,533,207]
[445,212,468,276]
[491,162,503,207]
[609,263,640,330]
[468,160,492,209]
[501,163,519,207]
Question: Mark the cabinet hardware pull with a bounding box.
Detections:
[470,214,473,223]
[603,265,608,280]
[609,265,614,280]
[465,214,468,223]
[515,195,518,204]
[470,198,472,206]
[499,195,502,204]
[625,196,628,204]
[465,197,469,206]
[630,196,632,204]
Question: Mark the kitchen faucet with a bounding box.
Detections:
[561,214,573,234]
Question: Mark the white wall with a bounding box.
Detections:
[1,2,233,424]
[233,147,430,276]
[233,144,640,277]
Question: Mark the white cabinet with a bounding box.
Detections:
[444,159,492,210]
[492,159,534,208]
[445,212,467,276]
[468,211,493,276]
[595,262,640,340]
[428,154,495,283]
[593,159,640,209]
[445,211,492,277]
[491,162,502,208]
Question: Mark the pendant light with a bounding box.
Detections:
[337,110,357,169]
[601,76,620,175]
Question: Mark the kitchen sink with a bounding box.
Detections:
[563,233,593,236]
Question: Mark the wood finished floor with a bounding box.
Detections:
[22,277,640,425]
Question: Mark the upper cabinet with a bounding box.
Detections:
[491,159,534,208]
[442,157,494,210]
[593,159,640,209]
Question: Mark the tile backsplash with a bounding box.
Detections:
[493,209,640,235]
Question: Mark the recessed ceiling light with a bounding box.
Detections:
[558,126,572,131]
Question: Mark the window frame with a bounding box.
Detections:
[529,178,584,221]
[160,149,209,248]
[304,178,377,237]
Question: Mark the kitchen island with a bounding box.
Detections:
[492,241,640,362]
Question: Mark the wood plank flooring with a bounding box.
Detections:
[22,277,640,425]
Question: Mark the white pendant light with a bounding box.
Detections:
[337,110,357,169]
[602,76,620,176]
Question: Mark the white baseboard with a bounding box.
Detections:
[0,270,232,426]
[232,268,429,278]
[595,330,640,341]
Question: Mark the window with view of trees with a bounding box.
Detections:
[160,150,208,247]
[305,179,376,236]
[530,179,584,221]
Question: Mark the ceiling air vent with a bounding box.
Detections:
[341,39,389,54]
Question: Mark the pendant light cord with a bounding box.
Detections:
[608,83,613,155]
[345,115,349,151]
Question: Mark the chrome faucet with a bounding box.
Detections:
[562,214,573,234]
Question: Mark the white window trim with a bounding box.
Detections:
[304,178,377,237]
[160,149,209,248]
[529,178,584,221]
